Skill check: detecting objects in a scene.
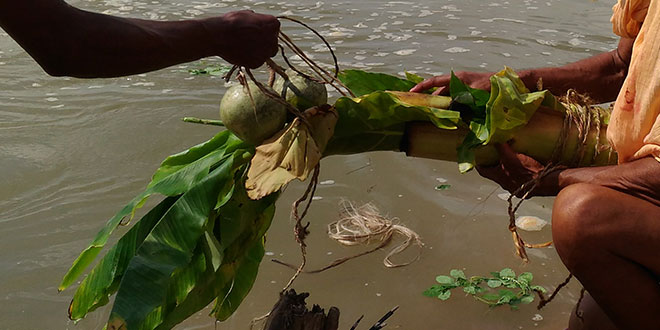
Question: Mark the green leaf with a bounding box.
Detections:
[520,295,535,304]
[189,65,231,76]
[326,91,460,156]
[106,152,241,330]
[437,291,452,301]
[423,286,442,297]
[487,280,502,288]
[211,233,268,320]
[463,286,477,295]
[518,272,533,284]
[497,289,517,304]
[484,67,563,145]
[456,127,482,173]
[60,131,246,292]
[149,131,246,186]
[435,184,452,191]
[153,189,278,329]
[448,72,490,118]
[450,269,466,280]
[435,275,455,285]
[67,196,179,320]
[405,72,425,84]
[499,268,516,278]
[338,70,416,97]
[481,293,500,302]
[453,91,474,106]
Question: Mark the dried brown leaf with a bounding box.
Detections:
[246,105,337,200]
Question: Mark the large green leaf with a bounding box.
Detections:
[211,234,267,321]
[106,152,243,330]
[68,196,179,320]
[60,131,246,291]
[338,70,417,96]
[325,91,460,155]
[449,71,490,119]
[151,186,279,329]
[485,67,560,144]
[456,67,563,172]
[149,131,245,186]
[210,190,277,321]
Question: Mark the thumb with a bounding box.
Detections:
[494,143,525,172]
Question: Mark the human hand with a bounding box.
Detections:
[476,143,562,197]
[409,71,492,95]
[204,10,280,69]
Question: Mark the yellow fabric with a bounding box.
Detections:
[609,0,660,163]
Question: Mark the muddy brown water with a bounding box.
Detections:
[0,1,617,329]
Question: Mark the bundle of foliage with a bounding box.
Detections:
[59,68,615,329]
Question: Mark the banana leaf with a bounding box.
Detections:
[338,69,417,96]
[60,132,247,292]
[153,185,279,329]
[68,196,179,320]
[106,151,245,329]
[325,91,460,155]
[456,67,564,172]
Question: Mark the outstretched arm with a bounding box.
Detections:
[411,38,633,104]
[0,1,280,78]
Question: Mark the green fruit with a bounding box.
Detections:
[219,82,287,145]
[273,70,328,110]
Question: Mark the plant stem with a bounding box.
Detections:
[404,106,618,167]
[182,117,225,126]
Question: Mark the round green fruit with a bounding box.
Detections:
[273,70,328,110]
[219,82,287,145]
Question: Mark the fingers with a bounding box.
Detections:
[409,75,450,93]
[476,164,517,193]
[220,11,280,69]
[431,86,448,95]
[493,143,525,172]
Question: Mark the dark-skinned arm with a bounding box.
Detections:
[516,37,633,103]
[0,1,280,78]
[554,157,660,207]
[411,38,633,104]
[477,144,660,207]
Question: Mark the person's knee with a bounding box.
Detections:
[552,183,609,270]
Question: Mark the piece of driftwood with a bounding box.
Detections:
[264,289,340,330]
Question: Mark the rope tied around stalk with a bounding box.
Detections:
[507,89,609,262]
[506,90,612,308]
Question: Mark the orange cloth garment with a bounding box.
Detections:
[609,0,660,163]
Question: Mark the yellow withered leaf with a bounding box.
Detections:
[246,105,337,200]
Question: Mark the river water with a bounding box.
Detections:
[0,0,617,329]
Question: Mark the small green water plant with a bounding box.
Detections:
[188,64,231,76]
[423,268,547,309]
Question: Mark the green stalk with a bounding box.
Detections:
[404,105,617,167]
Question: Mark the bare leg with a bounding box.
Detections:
[568,292,617,330]
[552,183,660,330]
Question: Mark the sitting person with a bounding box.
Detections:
[411,0,660,329]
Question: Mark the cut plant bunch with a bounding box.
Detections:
[59,67,617,330]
